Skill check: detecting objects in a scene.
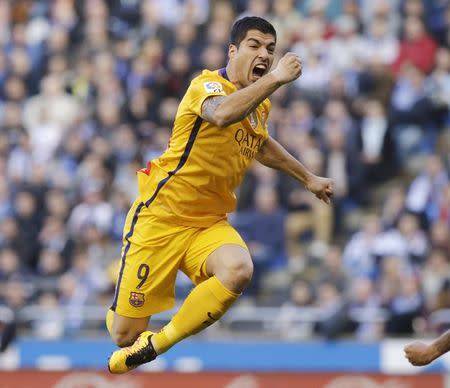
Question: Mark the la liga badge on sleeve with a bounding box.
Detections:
[203,81,223,93]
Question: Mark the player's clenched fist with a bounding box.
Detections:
[270,52,302,85]
[404,342,439,366]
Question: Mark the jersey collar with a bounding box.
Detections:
[218,67,229,81]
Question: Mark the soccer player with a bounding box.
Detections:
[405,330,450,366]
[107,16,334,374]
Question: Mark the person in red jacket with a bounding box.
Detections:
[392,17,437,76]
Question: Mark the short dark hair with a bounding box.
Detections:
[230,16,277,47]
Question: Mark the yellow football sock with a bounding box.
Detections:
[151,276,239,354]
[106,308,114,336]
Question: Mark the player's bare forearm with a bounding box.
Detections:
[256,136,312,184]
[202,52,302,127]
[256,137,334,204]
[201,73,280,127]
[433,330,450,357]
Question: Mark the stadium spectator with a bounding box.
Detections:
[327,15,365,72]
[421,249,450,312]
[385,275,423,335]
[35,249,64,293]
[13,190,41,268]
[277,278,315,340]
[359,0,401,36]
[67,181,113,238]
[390,65,435,160]
[392,17,437,76]
[380,185,407,229]
[358,99,397,184]
[426,47,450,124]
[405,154,449,222]
[348,277,384,341]
[31,291,64,339]
[0,185,12,222]
[314,281,349,339]
[342,214,381,279]
[283,148,333,262]
[270,0,303,51]
[362,17,399,66]
[429,219,450,253]
[292,18,330,95]
[233,185,286,296]
[315,245,348,293]
[321,115,365,233]
[373,212,428,266]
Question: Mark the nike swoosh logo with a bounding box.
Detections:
[202,312,219,326]
[207,312,218,321]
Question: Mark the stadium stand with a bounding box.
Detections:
[0,0,449,345]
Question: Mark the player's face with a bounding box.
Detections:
[229,29,276,88]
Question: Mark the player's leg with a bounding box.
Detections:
[106,308,150,347]
[106,199,153,346]
[150,221,251,355]
[206,244,253,292]
[107,212,194,374]
[106,309,157,374]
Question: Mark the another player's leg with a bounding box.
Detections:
[150,244,252,355]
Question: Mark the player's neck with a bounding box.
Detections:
[224,63,244,90]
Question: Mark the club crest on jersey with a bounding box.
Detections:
[129,292,145,307]
[203,81,223,93]
[248,111,258,129]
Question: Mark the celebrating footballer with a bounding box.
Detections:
[107,16,333,373]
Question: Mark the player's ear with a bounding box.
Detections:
[228,44,237,59]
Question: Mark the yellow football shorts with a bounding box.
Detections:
[110,199,248,318]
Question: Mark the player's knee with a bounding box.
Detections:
[111,328,139,348]
[208,245,254,293]
[235,259,254,286]
[221,256,253,291]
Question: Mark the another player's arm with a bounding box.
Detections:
[256,136,334,204]
[201,53,301,127]
[404,331,450,366]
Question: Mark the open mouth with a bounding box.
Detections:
[252,63,267,79]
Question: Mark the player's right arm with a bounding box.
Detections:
[404,331,450,366]
[201,53,301,127]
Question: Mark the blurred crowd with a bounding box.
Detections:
[0,0,450,342]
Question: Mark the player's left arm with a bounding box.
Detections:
[256,136,334,204]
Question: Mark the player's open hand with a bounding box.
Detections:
[404,342,438,366]
[271,52,302,85]
[305,175,334,205]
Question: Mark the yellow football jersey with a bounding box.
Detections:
[137,69,271,227]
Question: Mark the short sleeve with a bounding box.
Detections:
[188,76,227,116]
